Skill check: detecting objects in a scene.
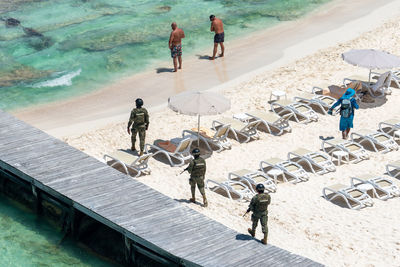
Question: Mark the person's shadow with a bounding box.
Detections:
[196,54,211,60]
[174,198,192,204]
[235,234,253,241]
[156,67,174,73]
[319,136,335,141]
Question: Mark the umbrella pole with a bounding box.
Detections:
[368,69,371,83]
[197,114,200,147]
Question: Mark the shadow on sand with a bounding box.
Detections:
[156,67,174,73]
[196,54,211,60]
[319,136,335,141]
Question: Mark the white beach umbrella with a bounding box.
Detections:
[342,49,400,82]
[168,91,230,146]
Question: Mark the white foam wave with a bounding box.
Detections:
[32,69,81,88]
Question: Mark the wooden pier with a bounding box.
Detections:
[0,110,322,266]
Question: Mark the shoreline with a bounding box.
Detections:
[13,0,400,138]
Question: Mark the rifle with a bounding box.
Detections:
[242,209,250,217]
[177,167,189,176]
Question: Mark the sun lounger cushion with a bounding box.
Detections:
[156,141,177,153]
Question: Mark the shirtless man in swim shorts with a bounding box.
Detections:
[209,15,224,60]
[169,22,185,72]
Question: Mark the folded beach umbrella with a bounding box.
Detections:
[342,49,400,82]
[168,91,230,146]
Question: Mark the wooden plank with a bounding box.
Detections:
[197,242,256,266]
[97,190,171,219]
[0,128,49,148]
[85,184,154,211]
[0,116,28,130]
[42,161,110,185]
[5,148,74,178]
[74,180,148,206]
[51,171,125,195]
[35,157,103,184]
[2,139,64,163]
[10,146,79,170]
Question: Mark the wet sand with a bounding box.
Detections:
[13,0,400,137]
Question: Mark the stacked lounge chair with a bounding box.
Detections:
[351,174,400,200]
[386,161,400,178]
[228,169,277,193]
[294,87,337,115]
[321,138,369,164]
[379,118,400,140]
[212,117,261,143]
[259,157,309,184]
[323,183,374,210]
[288,148,336,174]
[351,129,398,153]
[245,110,292,136]
[206,176,254,201]
[270,99,318,124]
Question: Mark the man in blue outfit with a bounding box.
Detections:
[328,88,359,140]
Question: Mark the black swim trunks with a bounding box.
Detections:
[214,32,224,43]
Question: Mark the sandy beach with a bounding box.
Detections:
[12,0,400,137]
[13,0,400,266]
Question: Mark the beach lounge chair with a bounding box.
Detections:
[270,99,318,124]
[322,183,374,210]
[212,117,261,143]
[228,169,277,193]
[294,87,337,115]
[350,174,400,200]
[321,138,369,164]
[206,176,254,201]
[182,124,231,152]
[145,136,193,167]
[378,118,400,139]
[343,71,392,98]
[351,129,398,153]
[245,110,292,135]
[371,70,400,88]
[103,150,153,177]
[386,161,400,178]
[288,148,336,175]
[259,158,309,184]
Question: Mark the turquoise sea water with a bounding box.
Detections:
[0,0,331,111]
[0,195,115,266]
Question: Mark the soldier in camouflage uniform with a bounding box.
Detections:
[246,184,271,245]
[186,148,208,207]
[127,98,149,156]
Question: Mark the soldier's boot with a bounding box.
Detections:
[261,233,268,245]
[139,150,144,156]
[247,228,255,238]
[190,192,196,203]
[202,195,208,207]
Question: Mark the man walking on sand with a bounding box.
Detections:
[209,15,224,60]
[169,22,185,72]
